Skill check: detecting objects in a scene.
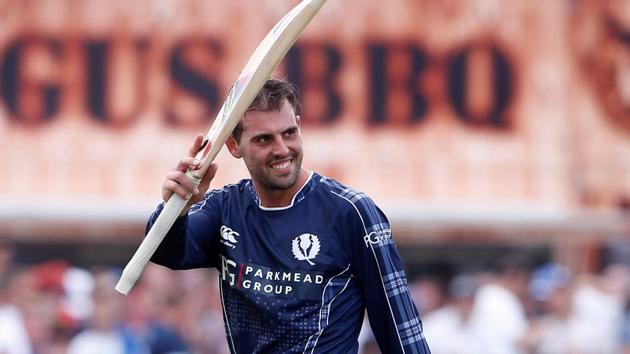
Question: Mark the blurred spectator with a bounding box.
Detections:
[0,266,32,354]
[67,268,148,354]
[624,296,630,354]
[178,269,229,354]
[0,303,32,354]
[568,264,628,354]
[125,264,190,354]
[410,276,447,315]
[0,242,15,281]
[522,263,576,354]
[468,254,531,354]
[422,273,483,354]
[61,267,94,325]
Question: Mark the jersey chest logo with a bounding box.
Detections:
[291,234,320,266]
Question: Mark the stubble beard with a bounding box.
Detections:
[248,152,303,191]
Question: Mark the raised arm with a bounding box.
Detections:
[149,134,221,270]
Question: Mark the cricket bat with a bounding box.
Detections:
[115,0,327,295]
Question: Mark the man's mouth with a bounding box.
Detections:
[270,159,292,170]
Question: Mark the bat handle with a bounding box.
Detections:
[115,192,190,295]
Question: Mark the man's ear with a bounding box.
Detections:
[225,136,242,158]
[296,114,301,126]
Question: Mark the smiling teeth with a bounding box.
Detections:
[272,161,290,169]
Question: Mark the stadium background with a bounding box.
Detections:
[0,0,628,353]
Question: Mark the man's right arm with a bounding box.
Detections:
[148,197,221,270]
[149,133,221,270]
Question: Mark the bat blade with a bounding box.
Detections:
[115,0,327,295]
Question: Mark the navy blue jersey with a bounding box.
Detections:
[149,172,430,354]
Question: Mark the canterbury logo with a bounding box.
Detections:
[220,225,239,249]
[291,234,320,266]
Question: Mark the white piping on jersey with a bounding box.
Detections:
[330,191,406,353]
[189,183,239,216]
[258,170,314,211]
[189,197,209,216]
[310,276,353,353]
[303,265,351,354]
[219,280,237,353]
[325,277,352,327]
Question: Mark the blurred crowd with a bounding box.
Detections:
[0,244,228,354]
[0,243,629,354]
[399,256,630,354]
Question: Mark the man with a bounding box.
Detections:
[149,78,431,354]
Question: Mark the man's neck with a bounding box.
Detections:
[255,169,310,208]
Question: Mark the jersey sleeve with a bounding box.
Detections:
[148,192,222,269]
[344,193,431,354]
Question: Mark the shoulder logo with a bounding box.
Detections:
[220,225,239,249]
[363,228,392,248]
[291,234,320,266]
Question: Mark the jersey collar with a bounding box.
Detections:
[247,170,316,211]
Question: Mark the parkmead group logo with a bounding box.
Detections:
[220,225,239,249]
[291,234,320,265]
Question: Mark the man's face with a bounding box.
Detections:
[231,99,303,191]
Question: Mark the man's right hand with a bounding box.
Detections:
[162,134,218,216]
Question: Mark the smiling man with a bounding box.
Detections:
[149,78,431,354]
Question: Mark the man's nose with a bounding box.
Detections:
[271,136,290,156]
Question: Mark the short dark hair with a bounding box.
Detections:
[231,77,301,142]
